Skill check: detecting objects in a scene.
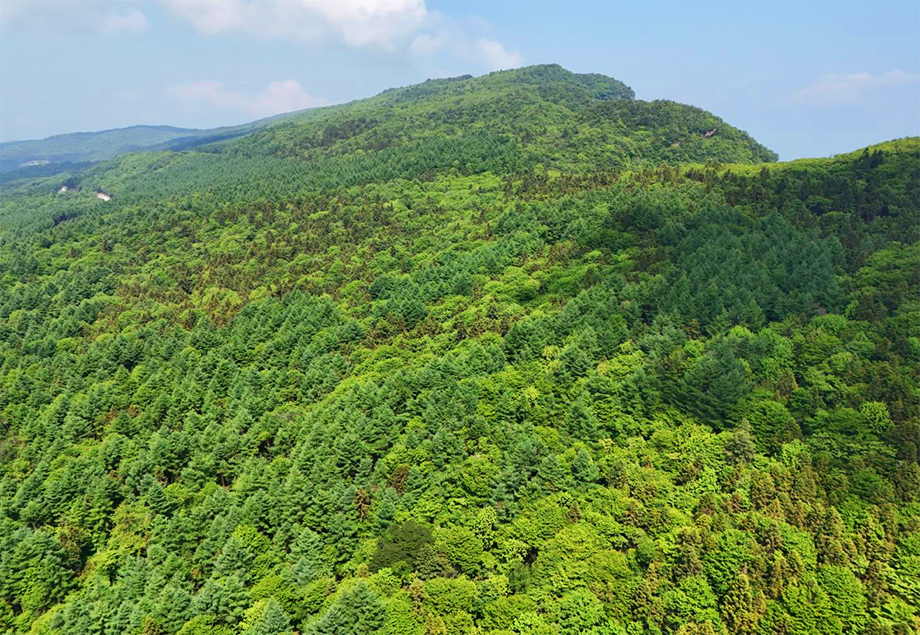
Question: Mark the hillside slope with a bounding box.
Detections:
[0,65,917,635]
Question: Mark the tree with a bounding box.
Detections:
[191,575,248,625]
[291,528,328,585]
[307,582,385,635]
[720,573,763,635]
[244,599,293,635]
[724,420,756,464]
[369,520,433,574]
[0,529,75,613]
[566,397,598,440]
[676,339,750,425]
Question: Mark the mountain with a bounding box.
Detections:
[2,66,779,208]
[0,65,917,635]
[225,64,775,166]
[1,125,199,167]
[0,64,774,178]
[0,110,304,173]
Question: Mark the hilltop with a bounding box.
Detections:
[219,64,774,167]
[0,66,780,210]
[0,65,774,180]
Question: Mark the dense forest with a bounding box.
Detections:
[0,65,917,635]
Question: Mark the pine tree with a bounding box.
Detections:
[565,396,598,440]
[307,582,385,635]
[720,573,763,635]
[571,448,600,483]
[191,575,247,625]
[290,527,328,585]
[213,535,254,582]
[244,599,292,635]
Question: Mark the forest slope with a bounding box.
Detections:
[0,65,917,635]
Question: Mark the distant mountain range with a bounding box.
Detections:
[0,111,300,173]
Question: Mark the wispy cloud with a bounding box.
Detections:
[1,0,523,72]
[793,70,920,106]
[0,1,20,23]
[475,38,523,72]
[161,0,429,49]
[99,9,149,35]
[410,32,448,56]
[162,0,524,69]
[1,1,150,36]
[170,79,329,117]
[0,0,426,46]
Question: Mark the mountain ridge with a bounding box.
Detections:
[194,64,775,167]
[0,65,773,175]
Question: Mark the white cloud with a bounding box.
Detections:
[1,1,148,35]
[403,15,524,72]
[162,0,428,49]
[410,31,448,56]
[99,9,149,35]
[171,79,329,117]
[1,0,523,73]
[476,38,523,72]
[248,79,330,116]
[793,69,920,106]
[0,0,36,24]
[1,0,428,48]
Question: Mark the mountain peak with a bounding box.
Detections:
[480,63,636,101]
[373,63,634,107]
[1,64,774,176]
[231,63,771,167]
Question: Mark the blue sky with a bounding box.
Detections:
[1,0,918,159]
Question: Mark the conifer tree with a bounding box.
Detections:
[244,599,293,635]
[720,573,763,635]
[307,582,385,635]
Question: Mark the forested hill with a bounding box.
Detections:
[1,66,780,214]
[0,65,774,179]
[0,111,303,173]
[0,64,918,635]
[213,64,774,168]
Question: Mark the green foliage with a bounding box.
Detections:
[369,520,433,575]
[0,66,917,635]
[243,598,293,635]
[307,582,385,635]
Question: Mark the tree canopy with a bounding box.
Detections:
[0,66,917,635]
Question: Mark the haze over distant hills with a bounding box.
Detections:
[0,111,303,173]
